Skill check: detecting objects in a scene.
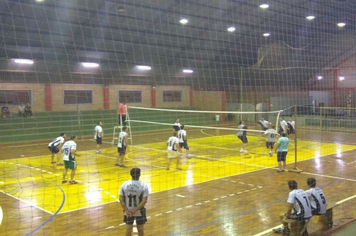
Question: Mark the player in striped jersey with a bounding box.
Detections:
[48,133,66,166]
[279,117,288,135]
[264,125,279,157]
[94,121,103,154]
[274,180,312,234]
[61,135,81,184]
[173,119,181,132]
[237,121,248,153]
[305,178,327,215]
[259,117,271,131]
[116,126,128,167]
[119,168,149,236]
[166,131,182,170]
[178,125,191,159]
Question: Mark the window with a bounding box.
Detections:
[118,90,142,103]
[0,90,32,105]
[64,90,93,105]
[163,91,182,102]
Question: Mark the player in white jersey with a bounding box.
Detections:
[264,125,279,156]
[287,118,295,135]
[119,168,149,236]
[94,121,103,154]
[237,121,248,153]
[259,117,271,131]
[274,180,312,235]
[61,135,81,184]
[173,118,181,132]
[178,125,191,159]
[279,117,288,135]
[305,178,327,215]
[167,131,182,170]
[116,126,128,167]
[48,133,66,166]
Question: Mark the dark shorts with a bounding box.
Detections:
[277,151,287,162]
[124,208,147,225]
[48,146,59,154]
[96,137,102,144]
[118,146,126,155]
[64,160,76,170]
[266,142,274,149]
[238,135,248,143]
[179,142,189,150]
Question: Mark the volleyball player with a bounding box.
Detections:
[259,117,270,131]
[178,125,191,159]
[61,135,80,184]
[264,125,279,157]
[279,117,288,135]
[305,178,327,215]
[273,180,312,235]
[94,121,103,154]
[116,126,128,167]
[275,133,289,173]
[48,133,66,166]
[119,168,149,236]
[167,131,182,170]
[237,121,248,153]
[287,118,295,135]
[173,119,181,131]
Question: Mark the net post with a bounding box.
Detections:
[289,105,303,173]
[320,107,322,132]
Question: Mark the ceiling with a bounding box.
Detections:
[0,0,356,87]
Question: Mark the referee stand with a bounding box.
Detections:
[288,105,303,173]
[111,112,132,145]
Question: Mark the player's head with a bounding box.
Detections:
[281,133,287,137]
[175,118,179,123]
[172,131,178,137]
[239,121,244,125]
[130,167,141,180]
[122,126,127,131]
[60,133,66,138]
[261,117,264,120]
[271,125,275,129]
[121,101,126,104]
[181,125,185,130]
[307,178,316,188]
[97,121,102,126]
[288,180,298,190]
[70,135,77,141]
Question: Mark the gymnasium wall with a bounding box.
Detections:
[108,84,152,109]
[155,85,190,108]
[192,90,223,111]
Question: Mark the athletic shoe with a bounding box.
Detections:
[176,167,182,170]
[281,170,285,172]
[120,164,127,168]
[276,170,282,173]
[269,152,272,157]
[62,180,67,184]
[186,156,192,159]
[51,161,56,164]
[242,149,247,153]
[115,163,120,166]
[273,227,285,234]
[96,151,102,154]
[239,149,244,152]
[57,163,64,166]
[69,180,78,184]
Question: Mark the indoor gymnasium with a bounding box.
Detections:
[1,1,356,236]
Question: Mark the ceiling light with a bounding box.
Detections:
[227,27,236,32]
[337,22,346,27]
[180,19,188,25]
[14,59,34,64]
[136,65,152,70]
[35,0,44,2]
[81,62,99,68]
[259,4,269,9]
[339,76,345,81]
[183,69,193,73]
[306,16,315,20]
[117,6,125,12]
[317,76,323,80]
[263,33,270,37]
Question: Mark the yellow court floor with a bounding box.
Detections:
[0,134,355,215]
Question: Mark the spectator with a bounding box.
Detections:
[18,104,25,117]
[1,104,11,118]
[25,103,33,118]
[117,101,127,126]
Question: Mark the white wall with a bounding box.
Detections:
[309,91,331,107]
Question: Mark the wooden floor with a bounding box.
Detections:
[1,128,356,235]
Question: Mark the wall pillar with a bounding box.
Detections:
[221,91,226,123]
[333,69,338,106]
[190,86,194,107]
[151,86,156,108]
[103,86,109,110]
[45,84,52,111]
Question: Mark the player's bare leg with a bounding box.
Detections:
[96,144,101,154]
[51,153,56,164]
[176,155,182,170]
[56,153,63,166]
[62,168,68,183]
[69,168,77,184]
[137,225,144,236]
[282,161,286,171]
[125,224,133,236]
[167,158,172,170]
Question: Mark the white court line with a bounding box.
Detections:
[336,194,356,205]
[200,129,215,137]
[301,172,356,182]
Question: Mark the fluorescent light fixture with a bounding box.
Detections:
[35,0,44,2]
[339,76,345,81]
[180,19,188,24]
[227,27,236,32]
[183,69,193,73]
[259,4,269,9]
[306,16,315,20]
[81,62,99,68]
[14,59,34,64]
[263,33,270,37]
[337,22,346,27]
[317,76,323,80]
[136,65,152,70]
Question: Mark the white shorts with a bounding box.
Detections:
[167,150,179,159]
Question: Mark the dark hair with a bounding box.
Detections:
[288,180,298,190]
[97,121,101,125]
[281,133,287,137]
[130,168,141,178]
[181,125,185,129]
[122,126,127,131]
[60,133,65,136]
[307,178,316,188]
[271,125,275,129]
[70,135,77,140]
[239,121,243,125]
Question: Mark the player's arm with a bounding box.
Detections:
[183,134,187,141]
[71,147,81,157]
[274,143,280,153]
[285,203,294,218]
[124,134,128,147]
[119,194,130,214]
[130,196,148,215]
[175,143,182,152]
